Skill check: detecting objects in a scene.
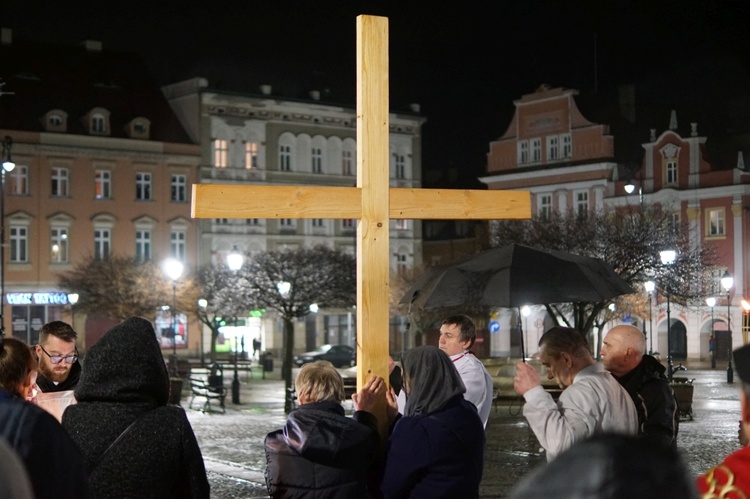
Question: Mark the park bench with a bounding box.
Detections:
[188,376,227,414]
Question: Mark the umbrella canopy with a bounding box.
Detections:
[402,244,635,310]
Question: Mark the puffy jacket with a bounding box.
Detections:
[265,400,379,498]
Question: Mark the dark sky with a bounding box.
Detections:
[3,1,750,184]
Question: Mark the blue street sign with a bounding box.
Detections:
[489,321,501,333]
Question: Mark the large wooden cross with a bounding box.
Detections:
[192,15,530,421]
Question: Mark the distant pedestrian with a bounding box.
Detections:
[438,314,494,427]
[63,316,210,498]
[697,343,750,495]
[253,337,261,361]
[514,326,638,461]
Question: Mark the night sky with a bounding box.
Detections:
[3,1,750,184]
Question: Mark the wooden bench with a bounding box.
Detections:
[188,376,227,414]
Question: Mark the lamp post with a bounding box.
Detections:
[227,247,244,404]
[706,296,716,369]
[0,136,16,338]
[198,298,208,366]
[521,305,531,359]
[644,281,655,355]
[163,258,184,377]
[660,249,676,382]
[721,270,734,383]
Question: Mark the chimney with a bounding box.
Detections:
[650,129,656,141]
[81,39,102,52]
[1,28,11,46]
[669,110,678,130]
[738,151,746,171]
[260,84,272,95]
[409,103,421,113]
[309,90,320,101]
[690,123,698,137]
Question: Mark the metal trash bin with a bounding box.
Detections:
[208,363,224,389]
[262,352,274,372]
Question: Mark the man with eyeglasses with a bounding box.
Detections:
[35,321,81,393]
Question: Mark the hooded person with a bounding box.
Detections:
[381,345,486,499]
[62,316,210,499]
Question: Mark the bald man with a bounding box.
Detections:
[601,325,679,449]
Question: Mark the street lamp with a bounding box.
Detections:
[721,270,734,383]
[198,298,208,366]
[644,280,655,355]
[163,258,184,377]
[0,136,15,338]
[227,246,244,404]
[706,296,716,369]
[521,305,531,360]
[660,249,676,382]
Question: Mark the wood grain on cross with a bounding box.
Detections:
[192,15,530,426]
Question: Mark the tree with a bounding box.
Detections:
[236,246,356,413]
[58,255,198,322]
[491,204,715,349]
[192,263,255,363]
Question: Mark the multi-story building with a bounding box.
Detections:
[0,29,200,352]
[480,84,750,363]
[162,77,425,356]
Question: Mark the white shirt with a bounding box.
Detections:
[451,351,493,428]
[522,362,638,461]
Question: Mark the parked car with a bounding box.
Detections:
[293,344,355,368]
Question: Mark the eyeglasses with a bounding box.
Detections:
[38,344,78,365]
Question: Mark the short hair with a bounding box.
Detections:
[441,314,476,347]
[539,326,592,359]
[39,321,77,344]
[295,361,345,403]
[0,338,35,398]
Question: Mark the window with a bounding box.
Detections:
[561,133,572,158]
[708,268,726,296]
[246,218,260,226]
[279,144,292,171]
[312,147,323,173]
[575,191,589,218]
[280,218,296,229]
[135,230,152,261]
[95,170,111,199]
[517,140,529,164]
[171,174,186,202]
[706,208,726,237]
[312,219,325,228]
[135,172,152,201]
[342,150,353,176]
[171,230,186,261]
[342,219,354,229]
[50,228,68,263]
[396,253,407,276]
[91,113,106,134]
[531,138,542,163]
[395,154,405,179]
[244,142,259,169]
[547,136,559,161]
[213,139,228,168]
[9,226,27,263]
[395,219,408,230]
[666,159,678,186]
[51,167,69,197]
[538,193,553,220]
[94,229,111,260]
[8,165,28,195]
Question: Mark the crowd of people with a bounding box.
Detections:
[2,313,749,497]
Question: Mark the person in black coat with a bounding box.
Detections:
[0,337,91,499]
[62,316,210,498]
[381,345,486,499]
[264,360,385,498]
[601,325,679,449]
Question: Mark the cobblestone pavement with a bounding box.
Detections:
[185,363,742,498]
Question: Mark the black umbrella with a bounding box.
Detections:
[401,244,635,360]
[401,244,634,310]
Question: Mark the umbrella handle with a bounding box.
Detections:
[518,307,526,363]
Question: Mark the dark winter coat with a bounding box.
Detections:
[0,390,91,499]
[381,395,485,499]
[36,358,81,392]
[264,400,380,499]
[614,355,679,449]
[62,316,210,499]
